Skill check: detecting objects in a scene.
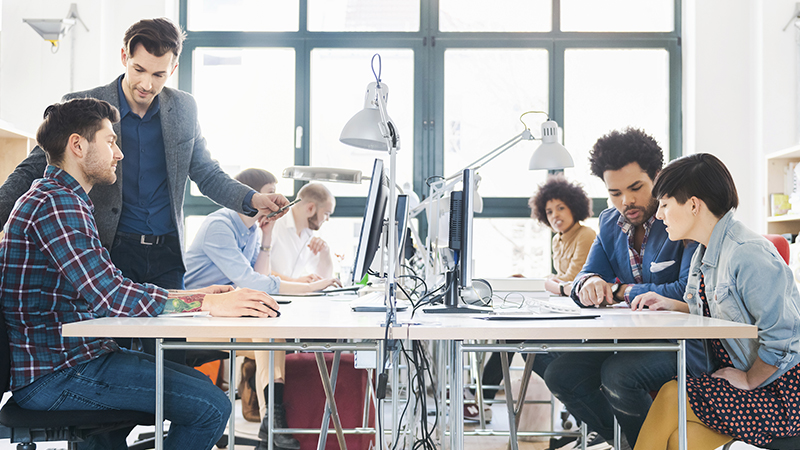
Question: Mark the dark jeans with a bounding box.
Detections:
[13,349,230,450]
[543,345,678,446]
[110,233,186,364]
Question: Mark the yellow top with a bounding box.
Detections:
[551,223,596,281]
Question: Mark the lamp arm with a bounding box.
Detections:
[446,129,532,181]
[409,128,535,218]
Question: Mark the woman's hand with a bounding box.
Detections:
[630,292,689,312]
[201,288,279,318]
[712,367,751,390]
[293,274,322,283]
[544,278,561,295]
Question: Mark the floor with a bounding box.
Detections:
[0,390,762,450]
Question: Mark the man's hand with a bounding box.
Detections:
[630,292,689,312]
[194,285,235,294]
[578,276,613,307]
[201,288,280,317]
[309,278,343,291]
[252,193,290,221]
[307,237,329,255]
[711,367,751,390]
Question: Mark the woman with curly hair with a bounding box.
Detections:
[530,174,596,295]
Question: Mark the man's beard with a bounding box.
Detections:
[623,197,658,227]
[307,211,322,231]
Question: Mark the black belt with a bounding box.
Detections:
[116,232,169,246]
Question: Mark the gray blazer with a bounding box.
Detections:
[0,77,252,253]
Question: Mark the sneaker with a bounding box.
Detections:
[463,402,492,423]
[572,431,611,450]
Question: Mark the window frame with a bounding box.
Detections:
[179,0,682,222]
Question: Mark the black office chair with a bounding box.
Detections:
[0,313,155,450]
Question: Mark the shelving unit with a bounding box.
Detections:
[0,120,34,184]
[766,145,800,235]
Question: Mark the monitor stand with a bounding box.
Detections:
[423,271,492,314]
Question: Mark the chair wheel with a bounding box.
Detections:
[562,419,573,430]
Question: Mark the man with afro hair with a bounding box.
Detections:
[540,128,704,450]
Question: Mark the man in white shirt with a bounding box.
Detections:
[270,183,335,280]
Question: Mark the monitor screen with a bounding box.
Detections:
[351,159,388,285]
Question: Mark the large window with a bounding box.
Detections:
[180,0,681,279]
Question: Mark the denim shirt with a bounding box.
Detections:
[685,210,800,386]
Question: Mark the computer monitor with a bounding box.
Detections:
[424,168,489,314]
[395,194,410,265]
[351,159,389,285]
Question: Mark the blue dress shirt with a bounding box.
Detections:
[115,76,175,236]
[183,208,281,293]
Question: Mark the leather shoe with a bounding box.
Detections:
[258,403,300,450]
[238,357,260,422]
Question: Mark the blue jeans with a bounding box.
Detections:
[12,349,231,450]
[543,346,677,446]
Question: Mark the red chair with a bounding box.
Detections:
[763,234,790,265]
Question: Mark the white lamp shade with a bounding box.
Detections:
[282,166,363,184]
[529,120,574,170]
[23,18,75,41]
[339,108,389,150]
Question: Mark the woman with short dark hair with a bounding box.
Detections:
[631,153,800,450]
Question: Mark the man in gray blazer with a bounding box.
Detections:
[0,18,287,292]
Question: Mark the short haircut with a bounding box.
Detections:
[529,175,593,226]
[123,18,186,61]
[589,128,664,181]
[652,153,738,218]
[297,183,333,206]
[36,99,120,166]
[235,168,277,192]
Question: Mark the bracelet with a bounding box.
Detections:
[260,245,271,252]
[559,283,566,297]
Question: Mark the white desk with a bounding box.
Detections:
[406,306,757,450]
[63,299,757,450]
[63,297,392,450]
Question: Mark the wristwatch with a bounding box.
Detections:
[559,282,568,297]
[611,283,621,301]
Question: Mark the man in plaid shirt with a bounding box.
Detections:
[0,98,280,450]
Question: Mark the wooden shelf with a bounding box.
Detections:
[767,215,800,223]
[0,120,34,185]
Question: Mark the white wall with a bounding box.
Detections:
[685,0,798,231]
[0,0,178,135]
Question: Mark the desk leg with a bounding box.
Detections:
[317,350,343,450]
[438,341,447,448]
[268,340,275,450]
[156,338,164,450]
[451,340,464,450]
[229,340,237,450]
[499,349,519,450]
[678,340,687,450]
[315,352,347,450]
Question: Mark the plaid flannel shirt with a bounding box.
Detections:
[0,166,168,391]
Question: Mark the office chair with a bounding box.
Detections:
[0,313,155,450]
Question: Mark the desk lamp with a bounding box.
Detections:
[23,3,88,53]
[338,54,401,328]
[409,111,573,285]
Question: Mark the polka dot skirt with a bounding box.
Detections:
[685,273,800,447]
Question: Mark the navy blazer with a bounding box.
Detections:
[574,207,696,303]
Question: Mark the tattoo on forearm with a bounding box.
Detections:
[163,293,206,313]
